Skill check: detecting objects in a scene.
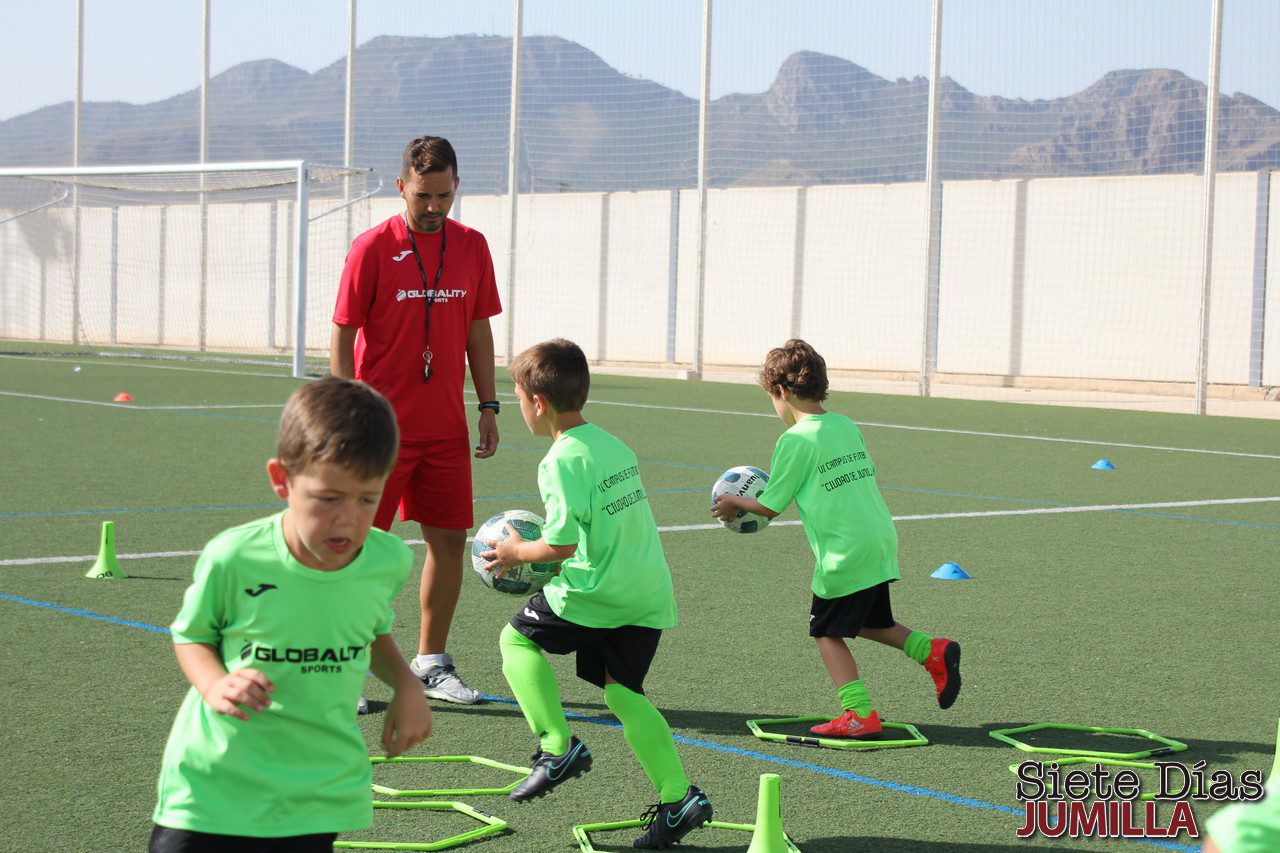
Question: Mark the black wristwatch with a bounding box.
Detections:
[478,401,500,414]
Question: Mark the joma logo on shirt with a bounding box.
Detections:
[396,288,467,302]
[238,643,368,663]
[391,250,413,262]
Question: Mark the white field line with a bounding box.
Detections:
[5,360,1274,460]
[575,397,1280,461]
[141,403,282,410]
[0,391,282,410]
[0,353,297,379]
[5,496,1275,566]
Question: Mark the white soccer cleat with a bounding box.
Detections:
[412,662,482,705]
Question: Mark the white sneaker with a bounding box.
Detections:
[357,695,369,715]
[412,661,482,705]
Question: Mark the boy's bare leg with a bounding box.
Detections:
[816,636,859,685]
[863,622,963,709]
[859,622,912,650]
[812,636,881,737]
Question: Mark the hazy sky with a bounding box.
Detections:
[2,0,1277,122]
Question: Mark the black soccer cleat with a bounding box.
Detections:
[509,736,592,802]
[633,785,714,849]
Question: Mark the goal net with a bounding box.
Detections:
[0,161,379,377]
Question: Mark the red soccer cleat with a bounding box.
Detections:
[810,709,883,738]
[925,638,962,709]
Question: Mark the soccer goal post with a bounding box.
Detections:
[0,160,380,378]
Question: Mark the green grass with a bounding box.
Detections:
[1,350,1277,851]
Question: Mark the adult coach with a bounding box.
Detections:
[331,136,500,705]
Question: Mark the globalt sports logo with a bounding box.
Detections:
[396,288,467,303]
[1013,759,1265,840]
[238,642,368,675]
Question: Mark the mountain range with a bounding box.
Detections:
[1,34,1276,193]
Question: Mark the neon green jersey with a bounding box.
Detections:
[537,422,677,630]
[153,512,412,837]
[757,412,900,599]
[1207,780,1280,852]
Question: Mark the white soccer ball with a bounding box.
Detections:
[712,466,772,534]
[470,510,563,596]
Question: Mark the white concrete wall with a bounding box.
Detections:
[936,180,1020,376]
[2,172,1275,389]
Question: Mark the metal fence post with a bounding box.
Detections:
[1194,0,1224,414]
[918,0,943,397]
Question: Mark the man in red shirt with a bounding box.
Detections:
[331,136,501,705]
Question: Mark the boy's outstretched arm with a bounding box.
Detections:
[482,526,576,576]
[369,634,433,757]
[711,494,780,522]
[174,642,275,722]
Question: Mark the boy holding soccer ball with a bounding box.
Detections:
[711,339,962,738]
[479,338,713,849]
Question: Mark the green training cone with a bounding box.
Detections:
[84,521,126,579]
[746,773,790,853]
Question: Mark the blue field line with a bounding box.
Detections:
[880,484,1060,505]
[165,410,278,424]
[0,593,172,635]
[1110,508,1280,530]
[6,486,1277,532]
[0,593,1198,850]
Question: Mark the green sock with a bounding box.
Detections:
[604,682,691,803]
[836,679,872,715]
[903,630,934,665]
[499,624,572,755]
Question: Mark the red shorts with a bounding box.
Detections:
[374,436,474,531]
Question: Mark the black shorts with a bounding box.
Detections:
[809,581,896,638]
[150,826,336,853]
[509,592,662,694]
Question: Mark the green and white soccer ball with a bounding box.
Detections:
[470,510,563,595]
[712,466,772,534]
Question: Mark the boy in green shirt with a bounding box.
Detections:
[1205,780,1280,852]
[712,339,962,738]
[479,338,713,849]
[151,377,433,852]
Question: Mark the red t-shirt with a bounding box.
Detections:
[333,215,501,441]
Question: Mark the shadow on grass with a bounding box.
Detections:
[801,838,1066,852]
[421,703,1272,769]
[578,831,1066,853]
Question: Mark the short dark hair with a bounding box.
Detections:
[508,338,590,413]
[276,377,399,480]
[759,339,829,402]
[401,136,458,180]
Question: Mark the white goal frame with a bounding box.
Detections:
[0,160,379,378]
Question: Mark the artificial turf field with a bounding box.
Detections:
[1,348,1277,852]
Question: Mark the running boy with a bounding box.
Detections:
[479,338,713,850]
[711,339,961,737]
[151,377,433,852]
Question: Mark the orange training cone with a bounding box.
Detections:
[113,392,133,402]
